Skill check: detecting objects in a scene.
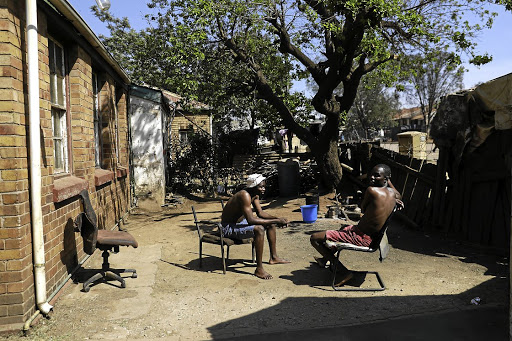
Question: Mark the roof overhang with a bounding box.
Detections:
[47,0,130,84]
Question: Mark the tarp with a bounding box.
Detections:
[472,72,512,130]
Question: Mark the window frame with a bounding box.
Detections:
[179,129,193,146]
[92,72,102,168]
[114,84,120,164]
[48,36,70,175]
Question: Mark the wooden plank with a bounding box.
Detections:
[419,164,437,226]
[442,181,455,234]
[372,150,435,185]
[460,171,472,239]
[402,158,422,204]
[489,178,510,248]
[394,154,410,195]
[410,180,429,225]
[432,147,449,227]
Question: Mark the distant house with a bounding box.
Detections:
[0,0,131,331]
[129,86,211,206]
[391,107,426,138]
[163,90,212,160]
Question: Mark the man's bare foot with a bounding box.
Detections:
[269,257,291,265]
[314,256,328,268]
[334,271,354,287]
[254,268,273,279]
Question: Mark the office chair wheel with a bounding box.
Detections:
[83,286,90,293]
[132,273,137,278]
[121,282,126,288]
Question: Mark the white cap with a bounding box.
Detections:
[246,174,266,188]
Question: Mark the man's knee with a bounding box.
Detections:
[310,231,325,244]
[254,225,265,235]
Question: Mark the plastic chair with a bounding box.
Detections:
[325,209,395,291]
[192,203,254,274]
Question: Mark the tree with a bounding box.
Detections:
[93,5,311,132]
[345,75,399,141]
[97,0,507,189]
[402,51,465,135]
[146,0,507,190]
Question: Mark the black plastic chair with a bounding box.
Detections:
[192,204,254,274]
[325,209,395,291]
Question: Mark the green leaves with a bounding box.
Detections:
[93,0,508,188]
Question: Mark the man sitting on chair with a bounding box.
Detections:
[221,174,290,280]
[310,164,402,286]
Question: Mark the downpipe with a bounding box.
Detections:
[26,0,53,321]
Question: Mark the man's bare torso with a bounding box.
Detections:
[357,186,396,236]
[221,190,255,223]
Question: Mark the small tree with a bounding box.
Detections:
[402,51,465,135]
[167,133,216,194]
[345,75,399,140]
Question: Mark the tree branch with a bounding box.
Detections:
[265,15,324,83]
[217,17,315,146]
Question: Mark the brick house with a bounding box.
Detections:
[0,0,131,331]
[391,107,426,137]
[163,90,211,160]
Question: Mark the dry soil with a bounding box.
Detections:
[1,193,508,340]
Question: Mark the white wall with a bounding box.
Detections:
[130,96,165,205]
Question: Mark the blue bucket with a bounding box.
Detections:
[301,204,318,223]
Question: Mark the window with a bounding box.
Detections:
[93,73,102,167]
[179,129,193,146]
[49,37,69,173]
[114,86,120,163]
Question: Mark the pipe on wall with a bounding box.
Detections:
[26,0,53,316]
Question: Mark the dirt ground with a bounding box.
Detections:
[2,193,509,340]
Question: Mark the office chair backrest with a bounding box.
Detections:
[74,190,98,255]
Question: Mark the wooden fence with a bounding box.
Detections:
[340,141,510,251]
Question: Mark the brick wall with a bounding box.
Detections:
[0,0,35,329]
[170,113,211,158]
[0,1,131,331]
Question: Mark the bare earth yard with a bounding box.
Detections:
[2,193,508,340]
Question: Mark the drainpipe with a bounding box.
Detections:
[26,0,53,316]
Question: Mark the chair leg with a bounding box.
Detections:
[221,244,226,274]
[251,242,255,263]
[226,245,230,261]
[199,241,203,268]
[82,250,137,292]
[331,250,386,292]
[331,250,342,290]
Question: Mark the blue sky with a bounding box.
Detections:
[68,0,511,89]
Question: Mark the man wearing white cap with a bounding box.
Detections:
[221,173,290,279]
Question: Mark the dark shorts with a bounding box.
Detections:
[221,219,255,239]
[326,225,372,247]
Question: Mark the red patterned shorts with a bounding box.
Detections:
[326,225,372,247]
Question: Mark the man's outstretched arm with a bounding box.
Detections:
[243,194,288,226]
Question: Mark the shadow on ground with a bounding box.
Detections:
[206,278,508,340]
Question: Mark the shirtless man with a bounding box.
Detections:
[221,174,290,279]
[310,164,402,286]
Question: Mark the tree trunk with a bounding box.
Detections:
[311,139,343,191]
